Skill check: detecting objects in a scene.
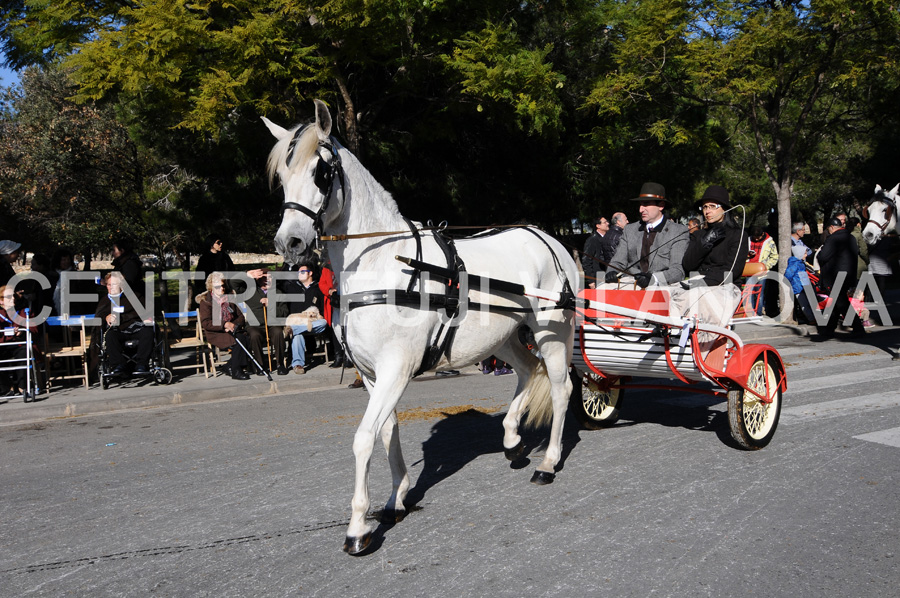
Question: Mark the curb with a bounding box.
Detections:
[0,375,349,427]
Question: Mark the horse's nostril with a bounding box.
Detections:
[289,237,303,249]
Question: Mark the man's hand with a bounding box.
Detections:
[259,297,268,306]
[634,272,652,289]
[701,227,726,251]
[605,270,620,284]
[224,321,235,333]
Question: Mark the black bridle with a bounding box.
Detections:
[867,193,897,232]
[281,130,345,246]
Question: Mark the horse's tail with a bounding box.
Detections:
[520,358,554,429]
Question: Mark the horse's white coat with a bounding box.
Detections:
[862,183,899,245]
[263,101,578,551]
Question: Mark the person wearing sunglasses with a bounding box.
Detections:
[0,284,38,399]
[682,185,749,286]
[280,262,329,375]
[198,272,252,380]
[196,235,235,295]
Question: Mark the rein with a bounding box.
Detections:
[319,223,536,242]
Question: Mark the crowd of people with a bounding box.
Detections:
[0,187,895,400]
[581,182,897,339]
[0,234,363,400]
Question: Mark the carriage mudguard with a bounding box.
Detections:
[723,344,787,392]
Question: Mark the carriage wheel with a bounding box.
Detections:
[154,368,173,385]
[569,368,624,430]
[727,355,782,449]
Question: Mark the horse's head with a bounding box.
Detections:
[263,100,344,265]
[862,183,899,245]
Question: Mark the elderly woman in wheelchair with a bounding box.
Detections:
[95,272,154,378]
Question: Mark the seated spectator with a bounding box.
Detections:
[94,272,154,377]
[280,261,329,375]
[0,285,38,399]
[197,272,252,380]
[245,270,289,376]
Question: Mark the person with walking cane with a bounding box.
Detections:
[246,270,290,375]
[197,272,252,380]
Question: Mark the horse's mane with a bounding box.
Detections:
[266,123,320,189]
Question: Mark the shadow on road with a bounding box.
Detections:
[403,408,583,510]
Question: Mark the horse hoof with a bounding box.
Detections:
[342,533,373,555]
[504,440,524,461]
[381,509,407,524]
[530,470,555,485]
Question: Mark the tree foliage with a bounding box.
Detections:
[1,0,899,261]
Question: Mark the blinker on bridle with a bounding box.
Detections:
[281,127,345,247]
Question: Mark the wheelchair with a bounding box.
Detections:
[97,320,173,389]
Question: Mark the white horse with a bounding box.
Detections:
[862,183,899,245]
[262,100,578,555]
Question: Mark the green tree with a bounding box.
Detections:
[587,0,900,279]
[0,65,145,256]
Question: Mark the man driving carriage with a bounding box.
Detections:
[604,182,690,287]
[95,272,154,377]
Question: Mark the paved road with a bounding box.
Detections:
[2,330,899,597]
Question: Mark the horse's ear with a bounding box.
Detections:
[875,184,884,194]
[890,183,899,198]
[261,116,290,141]
[314,99,332,141]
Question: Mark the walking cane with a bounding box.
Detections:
[229,330,273,381]
[262,302,273,372]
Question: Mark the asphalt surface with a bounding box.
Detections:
[2,324,899,597]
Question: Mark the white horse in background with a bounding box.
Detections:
[262,100,578,555]
[862,183,899,245]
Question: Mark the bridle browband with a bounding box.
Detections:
[281,129,345,248]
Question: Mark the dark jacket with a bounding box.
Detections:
[279,279,325,315]
[94,292,143,330]
[817,227,859,290]
[112,252,145,297]
[599,225,624,265]
[581,232,605,285]
[245,285,288,327]
[608,216,690,285]
[196,251,235,285]
[197,291,246,349]
[682,221,750,286]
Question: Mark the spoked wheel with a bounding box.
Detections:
[569,368,624,430]
[154,368,173,385]
[728,355,783,449]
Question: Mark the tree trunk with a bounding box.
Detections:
[334,73,359,155]
[775,180,795,323]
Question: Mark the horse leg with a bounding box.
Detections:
[528,322,575,484]
[344,366,412,555]
[494,337,543,462]
[379,409,410,523]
